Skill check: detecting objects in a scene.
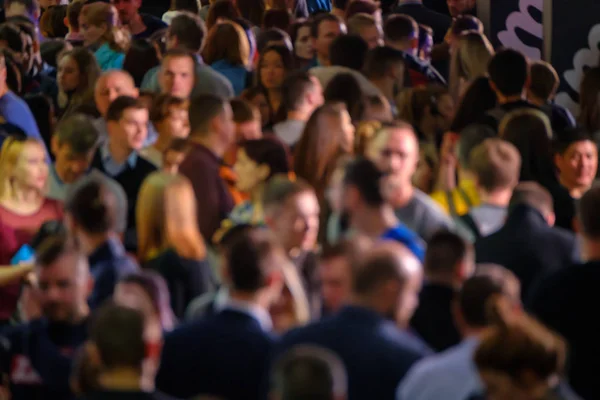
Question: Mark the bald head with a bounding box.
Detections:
[94,70,138,117]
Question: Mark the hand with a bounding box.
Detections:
[440,132,459,167]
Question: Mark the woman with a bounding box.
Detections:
[256,44,294,126]
[202,21,251,95]
[241,86,272,129]
[141,94,190,167]
[578,66,600,135]
[80,2,129,71]
[56,47,101,120]
[324,73,365,123]
[205,0,241,31]
[137,172,215,319]
[449,76,497,134]
[123,38,160,88]
[448,31,494,102]
[289,19,313,70]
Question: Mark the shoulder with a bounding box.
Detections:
[412,190,452,222]
[135,155,159,173]
[42,198,64,216]
[0,92,30,111]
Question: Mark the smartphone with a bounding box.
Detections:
[10,244,35,266]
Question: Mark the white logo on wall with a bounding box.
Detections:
[555,24,600,115]
[497,0,543,60]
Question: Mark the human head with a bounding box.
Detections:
[8,17,36,75]
[347,13,382,50]
[470,138,521,195]
[578,66,600,133]
[262,8,291,32]
[271,345,347,400]
[241,86,271,128]
[123,38,160,88]
[281,71,324,117]
[528,60,560,104]
[0,137,48,198]
[417,24,433,61]
[311,13,346,65]
[290,20,313,61]
[236,0,264,27]
[449,31,494,100]
[256,28,293,54]
[202,20,250,68]
[456,123,496,171]
[342,157,387,219]
[234,137,290,193]
[79,2,121,48]
[35,234,92,323]
[554,128,598,198]
[39,4,68,38]
[166,11,206,53]
[323,73,364,122]
[263,176,320,253]
[57,47,101,97]
[577,186,600,253]
[363,45,405,96]
[4,0,40,21]
[345,0,380,21]
[106,95,148,153]
[158,49,196,99]
[205,0,240,32]
[0,23,25,62]
[149,94,190,141]
[329,34,368,71]
[51,114,99,184]
[488,48,529,100]
[257,44,294,93]
[446,0,476,17]
[66,0,85,33]
[230,98,262,141]
[395,86,455,133]
[449,76,497,133]
[110,0,142,26]
[383,14,418,56]
[509,182,555,225]
[188,94,235,155]
[424,230,474,287]
[353,241,423,327]
[94,70,138,118]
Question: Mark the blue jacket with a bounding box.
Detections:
[95,43,125,71]
[210,60,249,96]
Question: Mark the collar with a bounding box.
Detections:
[217,296,273,332]
[100,141,138,168]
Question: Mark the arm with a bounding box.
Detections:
[0,264,33,287]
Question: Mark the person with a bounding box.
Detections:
[156,49,196,100]
[397,265,522,400]
[90,96,157,250]
[4,0,41,23]
[394,0,452,44]
[56,47,101,120]
[579,66,600,136]
[156,228,287,400]
[179,94,235,242]
[446,0,476,17]
[277,241,430,400]
[257,27,293,55]
[204,0,240,31]
[417,25,433,63]
[449,76,497,134]
[363,46,406,117]
[137,172,215,319]
[39,5,68,38]
[273,71,324,148]
[256,45,294,125]
[476,182,579,302]
[290,20,314,70]
[0,235,92,400]
[65,0,85,45]
[448,31,494,103]
[112,0,167,39]
[530,185,600,399]
[224,98,261,166]
[342,157,425,261]
[347,13,383,50]
[141,12,234,99]
[123,38,160,88]
[310,13,346,68]
[270,345,348,400]
[365,122,453,241]
[345,0,380,23]
[457,138,521,241]
[410,231,474,352]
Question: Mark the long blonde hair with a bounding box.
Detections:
[81,3,130,53]
[449,31,494,102]
[136,172,206,262]
[0,137,46,199]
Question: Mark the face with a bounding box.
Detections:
[111,0,141,25]
[36,253,89,322]
[234,149,269,193]
[360,25,383,50]
[314,21,344,60]
[95,72,138,117]
[53,143,95,184]
[447,0,476,17]
[420,33,433,61]
[260,50,286,91]
[295,26,314,60]
[268,191,320,252]
[57,55,80,93]
[319,256,352,313]
[13,142,48,192]
[308,76,325,108]
[367,128,418,186]
[436,94,455,131]
[339,110,356,153]
[80,15,106,47]
[157,106,190,139]
[159,56,195,99]
[556,140,598,191]
[250,93,270,126]
[235,120,262,141]
[108,108,149,152]
[20,32,34,74]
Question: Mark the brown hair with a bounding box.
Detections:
[57,47,101,120]
[202,20,250,67]
[81,3,130,53]
[470,138,521,192]
[529,60,559,102]
[149,94,188,125]
[206,0,240,31]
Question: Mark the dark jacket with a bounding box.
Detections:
[394,2,452,43]
[83,390,181,400]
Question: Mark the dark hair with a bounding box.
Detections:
[206,0,241,31]
[418,24,433,50]
[332,0,350,10]
[0,23,23,54]
[0,48,21,94]
[345,0,378,19]
[324,73,364,121]
[363,45,405,80]
[189,94,227,137]
[578,185,600,238]
[90,303,146,370]
[281,71,316,112]
[31,220,66,250]
[509,182,553,216]
[55,113,99,155]
[424,231,470,276]
[470,138,522,192]
[343,157,384,207]
[263,9,291,31]
[35,234,79,268]
[67,0,84,29]
[578,66,600,134]
[171,0,199,13]
[263,175,314,210]
[105,96,146,122]
[257,44,294,89]
[329,34,368,71]
[529,61,559,102]
[168,12,206,53]
[148,94,187,125]
[384,14,418,43]
[257,28,293,54]
[554,127,595,155]
[450,76,497,133]
[230,98,258,123]
[202,21,249,67]
[149,28,168,58]
[240,138,290,180]
[311,13,343,38]
[40,38,69,69]
[40,4,68,38]
[352,243,408,295]
[451,15,483,36]
[24,94,54,151]
[488,48,529,97]
[236,0,264,27]
[289,19,311,47]
[457,123,496,169]
[123,39,160,88]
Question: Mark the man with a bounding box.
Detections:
[394,0,452,44]
[384,14,446,87]
[528,60,576,132]
[476,182,579,301]
[0,235,92,399]
[277,241,430,400]
[410,231,474,352]
[157,229,286,400]
[457,138,521,241]
[157,49,196,100]
[342,157,425,261]
[179,94,235,242]
[347,13,383,50]
[90,96,157,250]
[270,345,348,400]
[531,186,600,400]
[310,13,346,68]
[48,113,100,200]
[111,0,166,39]
[231,98,261,142]
[141,12,233,99]
[446,0,476,17]
[398,265,521,400]
[363,47,405,117]
[273,71,324,148]
[365,122,453,241]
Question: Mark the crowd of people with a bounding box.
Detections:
[0,0,598,399]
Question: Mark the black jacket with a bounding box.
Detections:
[394,3,452,43]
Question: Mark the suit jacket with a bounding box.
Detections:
[475,205,579,303]
[395,3,452,44]
[276,305,431,400]
[156,309,275,400]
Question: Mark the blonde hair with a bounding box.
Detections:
[81,3,130,53]
[0,137,46,199]
[136,172,206,262]
[449,31,494,102]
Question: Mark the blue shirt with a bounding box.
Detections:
[0,91,43,143]
[307,0,331,13]
[99,142,138,177]
[94,43,125,71]
[210,60,249,96]
[382,224,426,261]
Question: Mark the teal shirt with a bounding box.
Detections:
[95,43,125,71]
